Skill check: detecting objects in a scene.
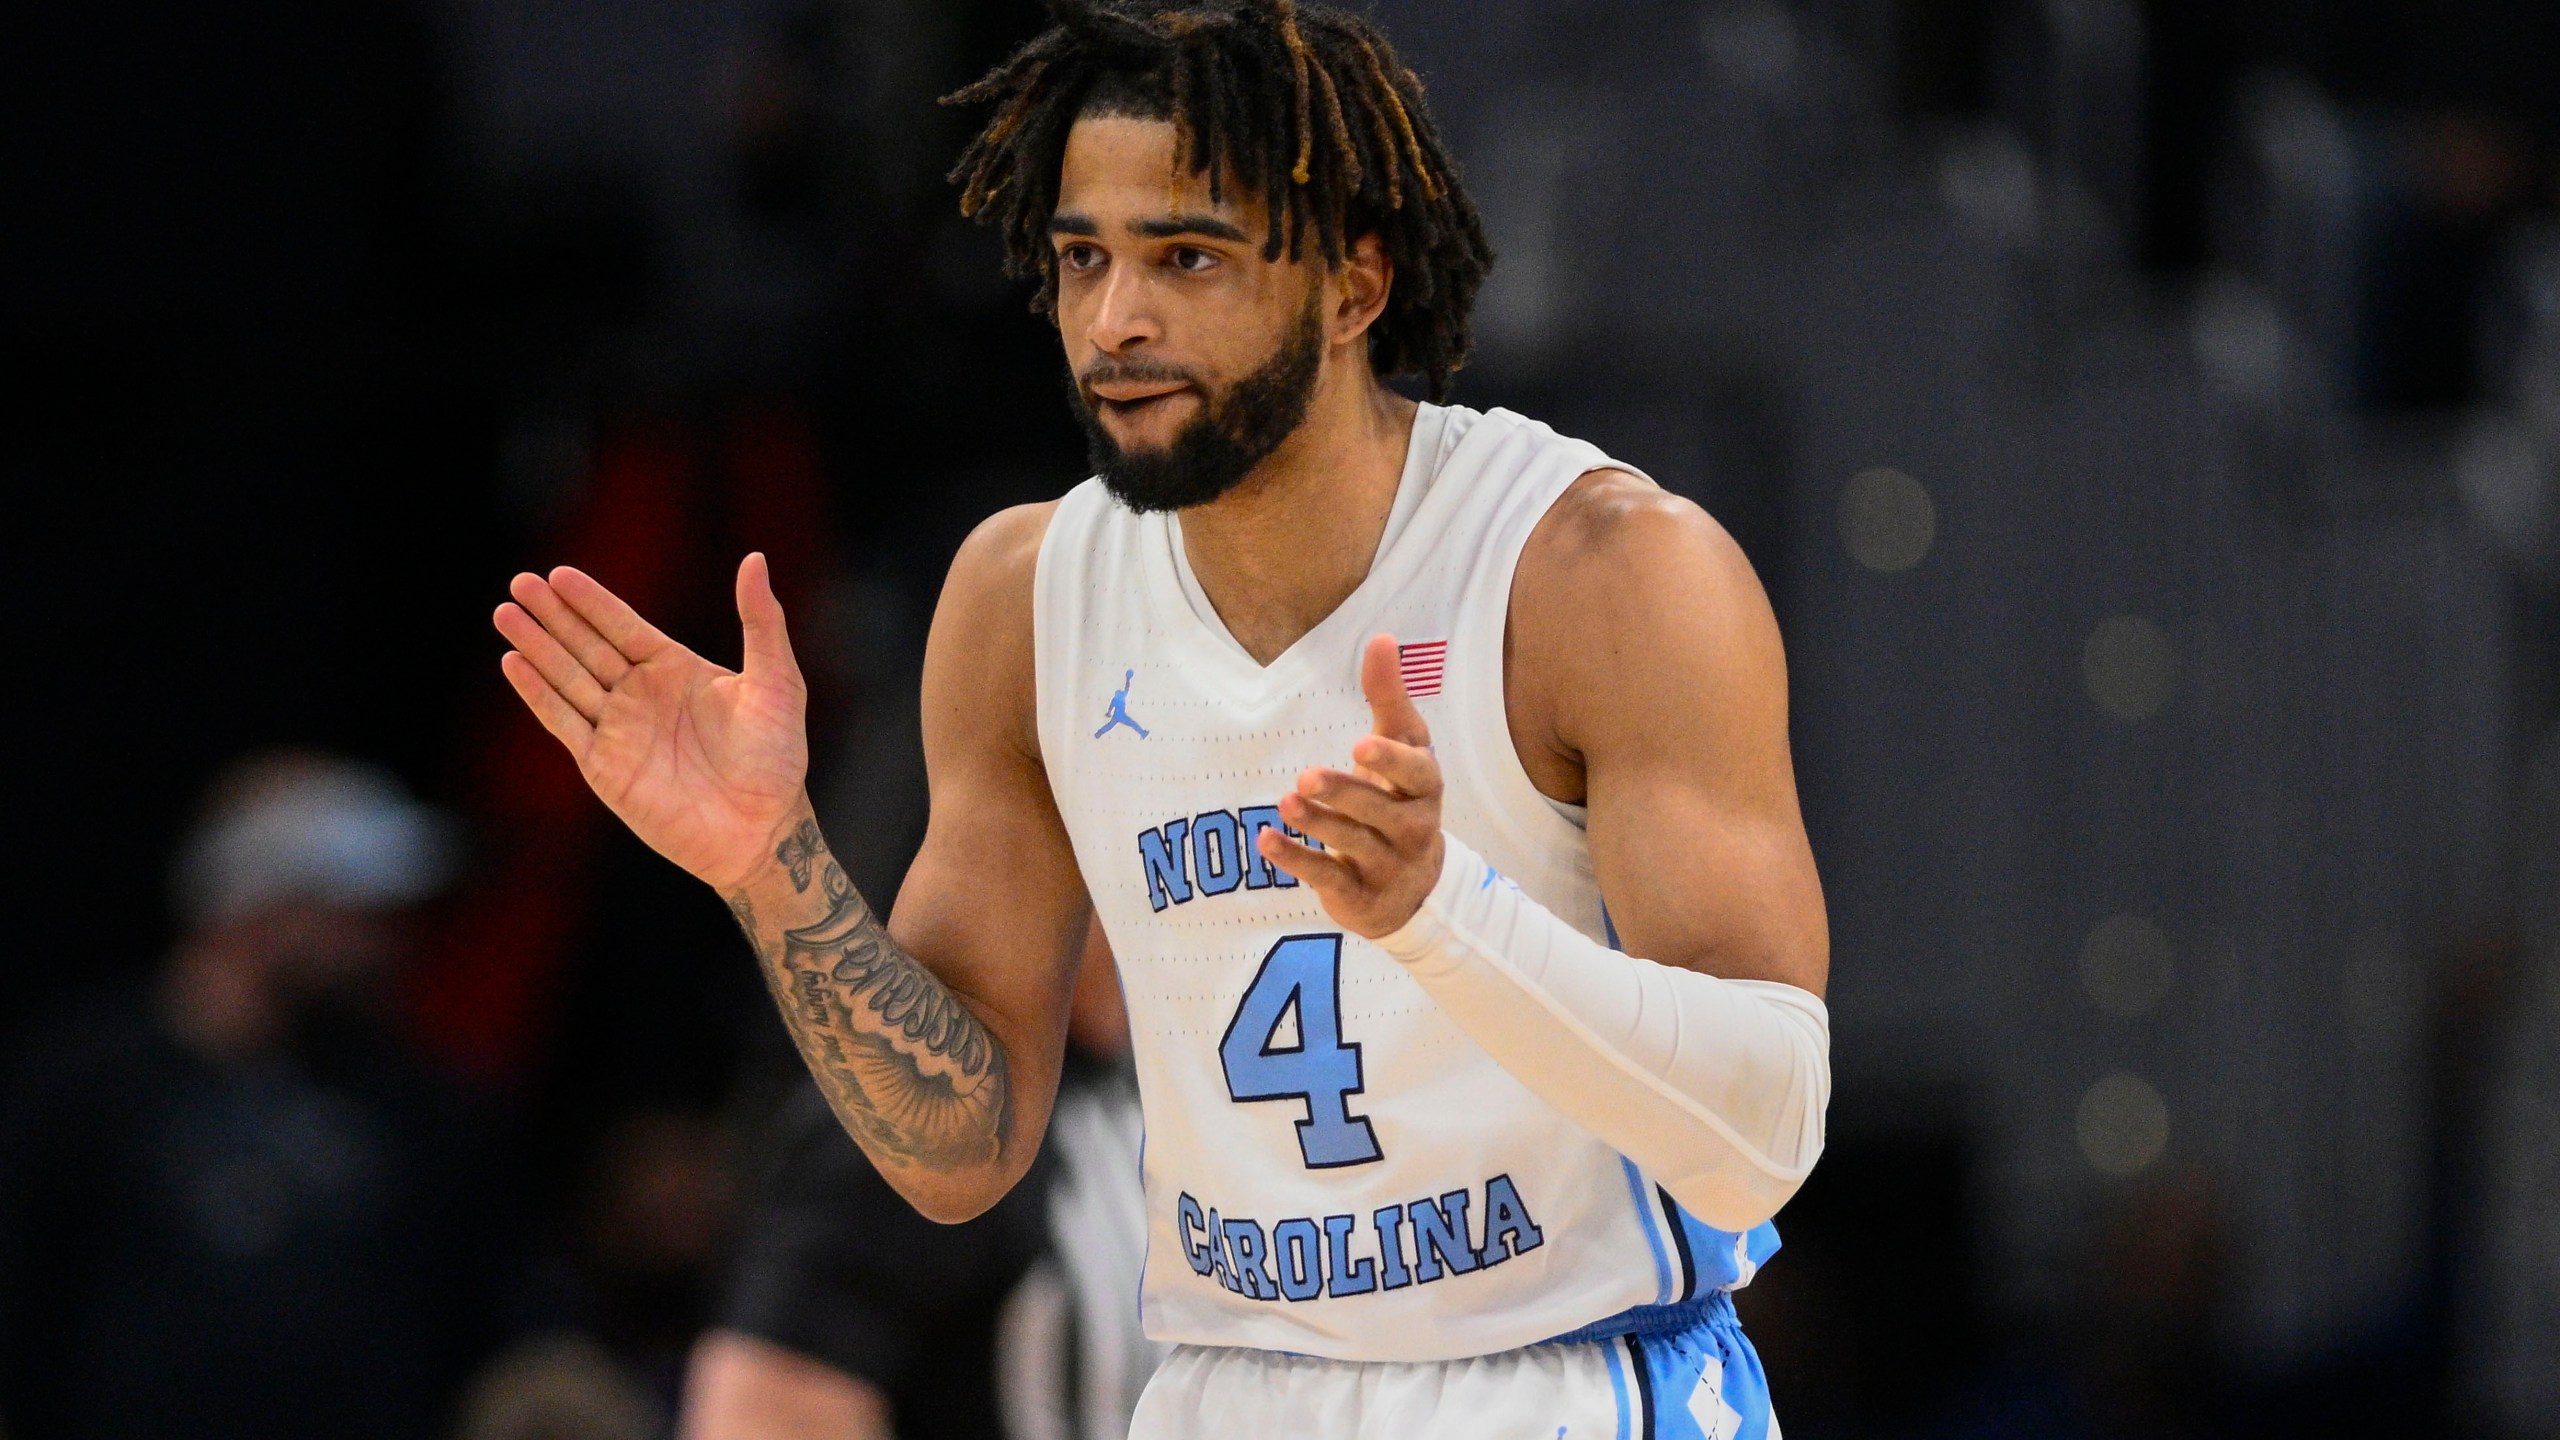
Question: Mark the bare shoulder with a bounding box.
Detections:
[925,500,1062,760]
[1516,469,1770,643]
[943,499,1062,609]
[933,499,1064,650]
[1509,469,1786,759]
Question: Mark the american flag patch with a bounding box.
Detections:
[1397,639,1448,698]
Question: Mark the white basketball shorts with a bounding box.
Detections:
[1127,1295,1778,1440]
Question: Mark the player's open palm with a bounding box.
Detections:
[493,553,808,892]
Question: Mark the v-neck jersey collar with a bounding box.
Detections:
[1158,402,1455,687]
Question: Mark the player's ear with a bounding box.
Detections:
[1330,233,1392,346]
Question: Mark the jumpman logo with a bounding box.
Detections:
[1094,669,1150,739]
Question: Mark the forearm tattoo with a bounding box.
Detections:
[729,820,1010,1169]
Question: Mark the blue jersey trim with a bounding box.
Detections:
[1117,950,1149,1334]
[1619,1158,1674,1305]
[1133,1126,1149,1329]
[1655,1185,1699,1300]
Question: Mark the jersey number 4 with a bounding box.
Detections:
[1218,933,1384,1168]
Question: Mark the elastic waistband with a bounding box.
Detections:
[1539,1288,1738,1347]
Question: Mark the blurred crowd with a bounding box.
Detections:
[6,1,2557,1438]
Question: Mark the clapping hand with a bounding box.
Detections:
[492,554,811,893]
[1257,634,1447,938]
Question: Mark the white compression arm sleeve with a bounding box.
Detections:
[1374,834,1830,1232]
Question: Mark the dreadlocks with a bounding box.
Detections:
[942,0,1494,401]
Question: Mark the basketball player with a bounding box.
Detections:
[491,3,1831,1434]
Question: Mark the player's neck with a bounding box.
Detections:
[1179,362,1418,667]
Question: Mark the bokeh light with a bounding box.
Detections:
[2082,614,2179,721]
[1837,466,1937,573]
[2077,1071,2172,1177]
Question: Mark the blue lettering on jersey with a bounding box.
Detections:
[1240,805,1292,888]
[1140,818,1193,911]
[1372,1204,1414,1291]
[1135,805,1313,912]
[1219,934,1383,1168]
[1480,1172,1547,1264]
[1271,1218,1325,1301]
[1205,1205,1235,1292]
[1192,810,1244,895]
[1172,1175,1539,1304]
[1179,1193,1214,1275]
[1225,1218,1276,1298]
[1409,1189,1478,1283]
[1323,1214,1378,1296]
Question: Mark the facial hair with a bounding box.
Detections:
[1071,290,1326,514]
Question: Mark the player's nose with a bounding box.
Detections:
[1084,263,1162,353]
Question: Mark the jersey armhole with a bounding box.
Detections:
[1029,480,1104,798]
[1448,452,1657,868]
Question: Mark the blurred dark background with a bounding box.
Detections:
[5,0,2556,1436]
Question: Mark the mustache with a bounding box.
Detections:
[1078,356,1202,393]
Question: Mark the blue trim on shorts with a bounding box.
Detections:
[1601,1335,1633,1440]
[1620,1158,1675,1305]
[1616,1300,1774,1440]
[1625,1335,1659,1439]
[1725,1336,1775,1440]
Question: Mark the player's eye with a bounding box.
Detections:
[1169,246,1219,274]
[1059,243,1104,272]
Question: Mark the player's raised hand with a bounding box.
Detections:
[1260,634,1446,938]
[493,553,810,892]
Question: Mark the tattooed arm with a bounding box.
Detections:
[753,504,1089,1214]
[494,504,1089,1220]
[726,818,1014,1173]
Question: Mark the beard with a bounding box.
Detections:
[1070,292,1325,514]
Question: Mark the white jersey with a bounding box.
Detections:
[1032,403,1780,1364]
